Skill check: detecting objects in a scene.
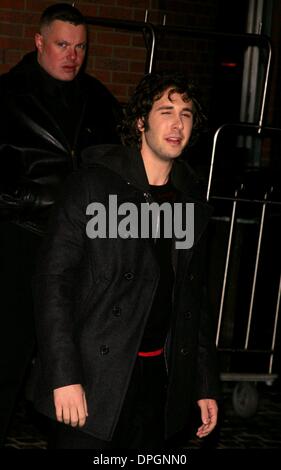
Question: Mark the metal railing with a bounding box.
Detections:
[154,24,272,129]
[85,16,156,73]
[208,123,281,379]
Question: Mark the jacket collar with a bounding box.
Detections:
[82,144,209,205]
[82,144,213,247]
[4,51,86,98]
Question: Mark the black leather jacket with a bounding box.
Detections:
[0,52,122,232]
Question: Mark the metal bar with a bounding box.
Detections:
[206,125,224,201]
[211,195,281,205]
[220,372,278,382]
[144,10,156,73]
[206,123,281,201]
[148,25,156,73]
[269,273,281,373]
[85,16,156,74]
[217,348,274,353]
[156,24,271,47]
[216,188,240,346]
[258,36,272,129]
[244,191,268,349]
[157,23,271,127]
[144,9,148,23]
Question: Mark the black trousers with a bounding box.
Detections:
[50,354,168,449]
[0,222,40,447]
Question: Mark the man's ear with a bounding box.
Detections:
[137,117,145,132]
[34,33,44,53]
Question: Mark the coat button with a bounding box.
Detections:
[184,311,192,320]
[100,345,109,355]
[180,347,189,356]
[124,271,134,280]
[112,305,121,317]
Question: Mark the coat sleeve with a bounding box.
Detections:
[194,229,221,401]
[0,76,57,219]
[32,171,89,393]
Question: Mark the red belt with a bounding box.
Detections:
[138,347,164,357]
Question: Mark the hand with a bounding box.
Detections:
[0,184,55,210]
[53,384,88,427]
[196,398,218,438]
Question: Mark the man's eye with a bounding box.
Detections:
[77,44,86,50]
[57,42,67,48]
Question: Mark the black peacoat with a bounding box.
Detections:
[32,144,220,441]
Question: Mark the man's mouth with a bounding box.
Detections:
[63,65,77,72]
[165,136,182,145]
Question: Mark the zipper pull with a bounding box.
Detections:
[143,191,153,203]
[71,149,78,170]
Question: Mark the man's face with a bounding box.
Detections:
[139,89,193,163]
[35,20,87,81]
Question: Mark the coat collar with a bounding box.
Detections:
[82,144,213,250]
[2,51,88,98]
[82,144,209,204]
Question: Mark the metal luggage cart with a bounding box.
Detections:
[207,123,281,417]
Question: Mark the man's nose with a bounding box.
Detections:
[67,47,77,60]
[172,115,184,129]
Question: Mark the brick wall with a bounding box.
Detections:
[0,0,219,105]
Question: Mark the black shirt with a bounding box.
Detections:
[139,181,178,352]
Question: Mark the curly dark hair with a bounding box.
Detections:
[120,71,207,148]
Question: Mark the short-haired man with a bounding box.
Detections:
[33,71,220,449]
[0,3,121,447]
